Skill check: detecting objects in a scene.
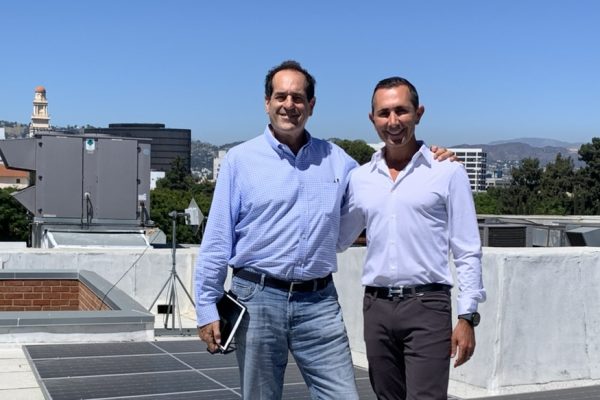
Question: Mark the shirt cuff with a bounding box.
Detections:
[196,304,220,327]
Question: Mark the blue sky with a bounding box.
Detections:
[2,1,599,146]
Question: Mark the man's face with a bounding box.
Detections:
[369,85,424,150]
[265,69,315,139]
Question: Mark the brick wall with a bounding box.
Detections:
[0,279,111,311]
[79,282,111,311]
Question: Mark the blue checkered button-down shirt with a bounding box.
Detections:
[195,126,358,326]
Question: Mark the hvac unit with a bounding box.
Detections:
[565,227,600,247]
[480,224,527,247]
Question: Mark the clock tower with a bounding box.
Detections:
[30,85,50,135]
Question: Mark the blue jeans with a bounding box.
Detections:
[231,274,359,400]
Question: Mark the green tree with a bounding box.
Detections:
[330,138,376,165]
[150,181,215,244]
[497,158,543,214]
[156,156,194,191]
[0,188,30,242]
[536,153,575,215]
[151,157,216,244]
[473,189,501,214]
[575,137,600,214]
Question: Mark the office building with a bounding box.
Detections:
[85,123,191,173]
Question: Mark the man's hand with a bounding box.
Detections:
[451,319,476,367]
[430,145,458,162]
[198,320,222,354]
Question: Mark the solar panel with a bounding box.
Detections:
[26,342,162,359]
[33,354,188,379]
[43,371,223,399]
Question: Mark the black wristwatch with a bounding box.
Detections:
[458,312,480,327]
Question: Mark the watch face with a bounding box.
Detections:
[459,312,481,327]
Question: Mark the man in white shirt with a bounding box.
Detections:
[338,77,486,400]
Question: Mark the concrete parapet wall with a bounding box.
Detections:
[453,247,600,394]
[0,270,155,343]
[335,246,600,396]
[0,247,199,316]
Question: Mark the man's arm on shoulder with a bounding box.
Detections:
[430,145,457,162]
[337,169,366,252]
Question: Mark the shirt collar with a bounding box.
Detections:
[368,140,430,172]
[263,125,312,157]
[416,141,433,167]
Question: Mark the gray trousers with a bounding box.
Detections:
[363,290,452,400]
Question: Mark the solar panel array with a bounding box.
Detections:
[24,339,376,400]
[23,339,600,399]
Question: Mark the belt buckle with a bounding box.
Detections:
[290,279,319,292]
[387,286,404,298]
[290,281,308,292]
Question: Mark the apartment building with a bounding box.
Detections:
[449,147,487,192]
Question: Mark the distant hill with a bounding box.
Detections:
[488,137,582,149]
[451,142,583,167]
[191,140,242,171]
[0,120,29,138]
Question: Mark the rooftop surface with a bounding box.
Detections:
[2,245,600,398]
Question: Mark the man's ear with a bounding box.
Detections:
[308,97,316,116]
[416,106,425,124]
[369,113,374,125]
[265,96,270,114]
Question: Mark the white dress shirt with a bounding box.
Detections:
[338,144,486,314]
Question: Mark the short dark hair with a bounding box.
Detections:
[265,60,316,101]
[371,76,419,111]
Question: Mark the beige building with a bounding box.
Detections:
[212,150,227,182]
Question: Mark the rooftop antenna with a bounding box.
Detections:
[149,198,204,333]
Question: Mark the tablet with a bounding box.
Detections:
[216,291,247,352]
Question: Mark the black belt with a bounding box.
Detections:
[233,269,332,292]
[365,283,451,299]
